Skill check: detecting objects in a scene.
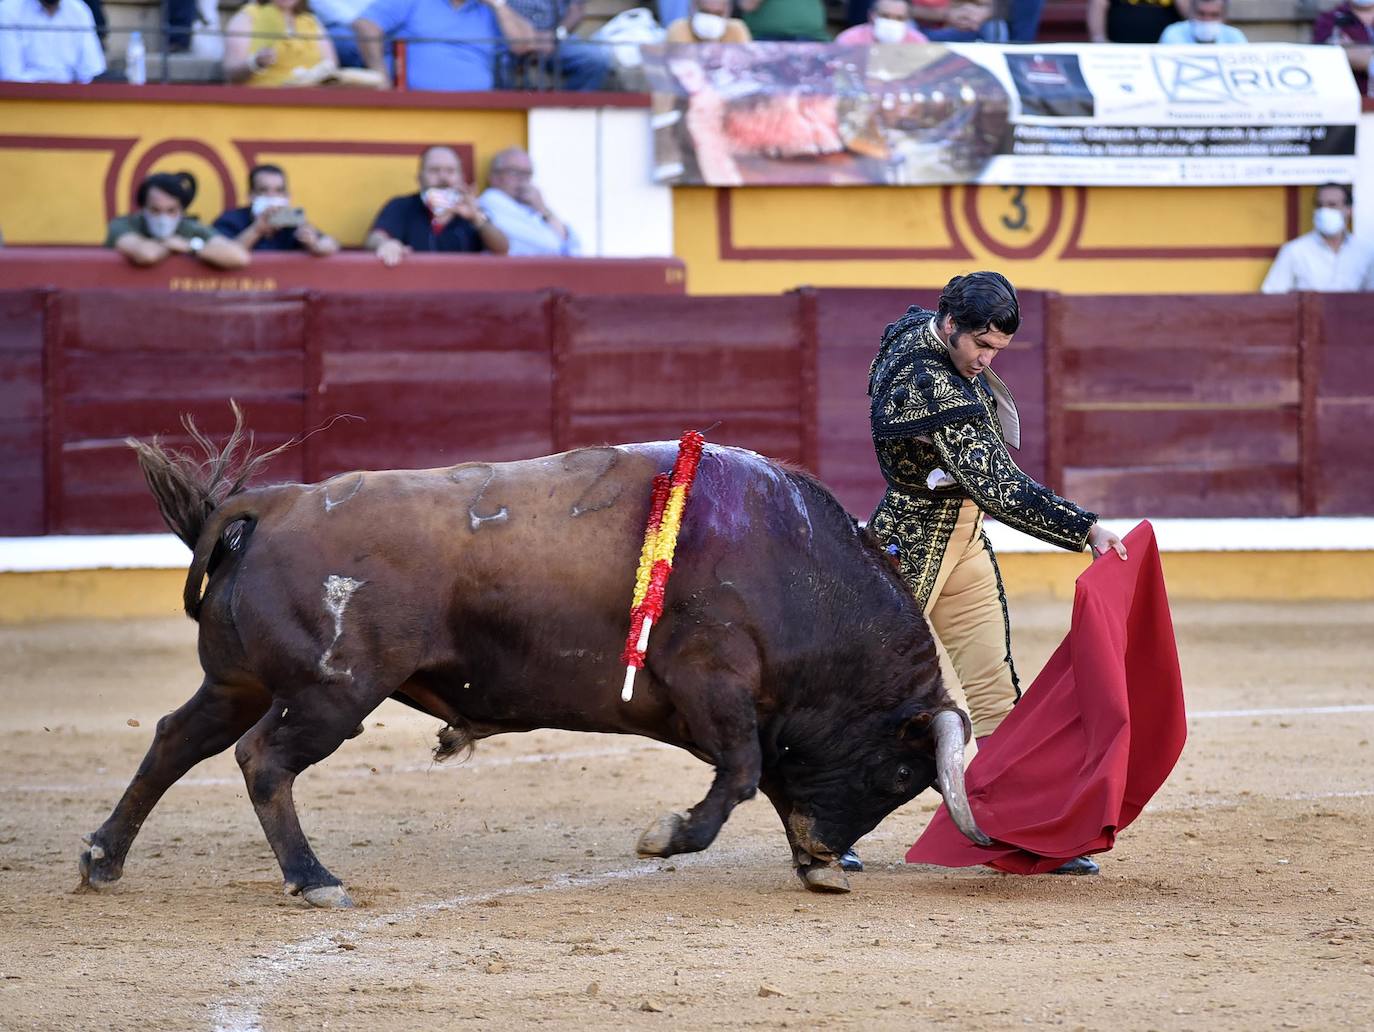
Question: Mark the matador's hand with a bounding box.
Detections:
[1088,523,1127,561]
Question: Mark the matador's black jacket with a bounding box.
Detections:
[867,306,1097,612]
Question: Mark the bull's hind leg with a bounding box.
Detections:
[80,679,270,890]
[635,660,763,860]
[234,684,387,908]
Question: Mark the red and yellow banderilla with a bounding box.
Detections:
[621,431,705,702]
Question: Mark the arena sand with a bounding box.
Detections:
[0,599,1371,1031]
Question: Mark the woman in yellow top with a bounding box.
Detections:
[223,0,338,86]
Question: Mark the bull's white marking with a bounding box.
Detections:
[210,847,751,1032]
[322,475,363,512]
[317,576,364,681]
[469,505,508,530]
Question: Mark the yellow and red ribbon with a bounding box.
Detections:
[621,430,705,701]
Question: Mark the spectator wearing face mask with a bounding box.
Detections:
[0,0,105,83]
[665,0,753,41]
[213,164,339,256]
[1261,183,1374,294]
[836,0,928,42]
[1314,0,1373,97]
[1158,0,1245,42]
[366,145,510,267]
[105,172,250,270]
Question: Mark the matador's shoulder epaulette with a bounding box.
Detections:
[868,307,982,442]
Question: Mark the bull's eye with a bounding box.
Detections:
[895,765,914,785]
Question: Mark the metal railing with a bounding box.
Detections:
[0,21,630,91]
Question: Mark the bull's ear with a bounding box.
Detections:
[899,711,935,743]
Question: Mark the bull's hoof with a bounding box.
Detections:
[800,864,852,894]
[77,834,121,891]
[636,811,686,858]
[302,884,355,908]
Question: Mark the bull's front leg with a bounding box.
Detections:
[634,661,762,858]
[636,734,762,858]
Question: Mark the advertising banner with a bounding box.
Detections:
[644,42,1361,187]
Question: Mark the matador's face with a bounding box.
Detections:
[941,314,1013,380]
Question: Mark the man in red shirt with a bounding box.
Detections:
[1314,0,1373,97]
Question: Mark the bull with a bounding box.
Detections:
[79,411,989,906]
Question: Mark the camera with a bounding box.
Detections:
[266,205,306,229]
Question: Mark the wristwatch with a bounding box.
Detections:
[188,236,205,254]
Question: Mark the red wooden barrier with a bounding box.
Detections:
[309,292,557,479]
[0,250,688,297]
[556,293,812,465]
[0,291,45,535]
[1312,293,1374,516]
[2,287,1371,536]
[1048,293,1304,518]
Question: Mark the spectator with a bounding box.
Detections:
[1088,0,1189,43]
[915,0,1009,42]
[0,0,105,83]
[503,0,609,90]
[1261,183,1374,293]
[309,0,369,65]
[366,145,509,266]
[736,0,828,42]
[836,0,929,42]
[1158,0,1245,42]
[224,0,337,85]
[478,147,581,256]
[1314,0,1372,98]
[665,0,752,41]
[105,172,250,270]
[353,0,536,91]
[213,164,339,256]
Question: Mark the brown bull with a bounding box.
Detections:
[80,411,987,905]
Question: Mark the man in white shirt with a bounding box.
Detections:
[1261,183,1374,293]
[1158,0,1247,43]
[0,0,105,83]
[478,147,583,257]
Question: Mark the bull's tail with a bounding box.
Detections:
[126,401,294,620]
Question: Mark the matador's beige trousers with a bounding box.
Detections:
[924,500,1018,739]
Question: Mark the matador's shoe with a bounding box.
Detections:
[839,849,864,872]
[1049,856,1100,875]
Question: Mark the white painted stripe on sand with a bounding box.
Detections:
[1188,704,1374,720]
[210,846,752,1032]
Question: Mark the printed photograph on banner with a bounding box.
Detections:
[1005,52,1095,119]
[643,43,1010,187]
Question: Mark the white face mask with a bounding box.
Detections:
[423,187,460,214]
[251,194,289,217]
[144,212,179,239]
[1190,19,1221,42]
[1313,206,1347,237]
[872,16,908,43]
[691,12,727,39]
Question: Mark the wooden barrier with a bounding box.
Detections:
[0,250,688,296]
[2,286,1371,536]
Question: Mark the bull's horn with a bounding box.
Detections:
[933,710,993,847]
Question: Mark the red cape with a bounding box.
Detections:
[907,521,1185,874]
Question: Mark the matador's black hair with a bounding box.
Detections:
[936,271,1020,337]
